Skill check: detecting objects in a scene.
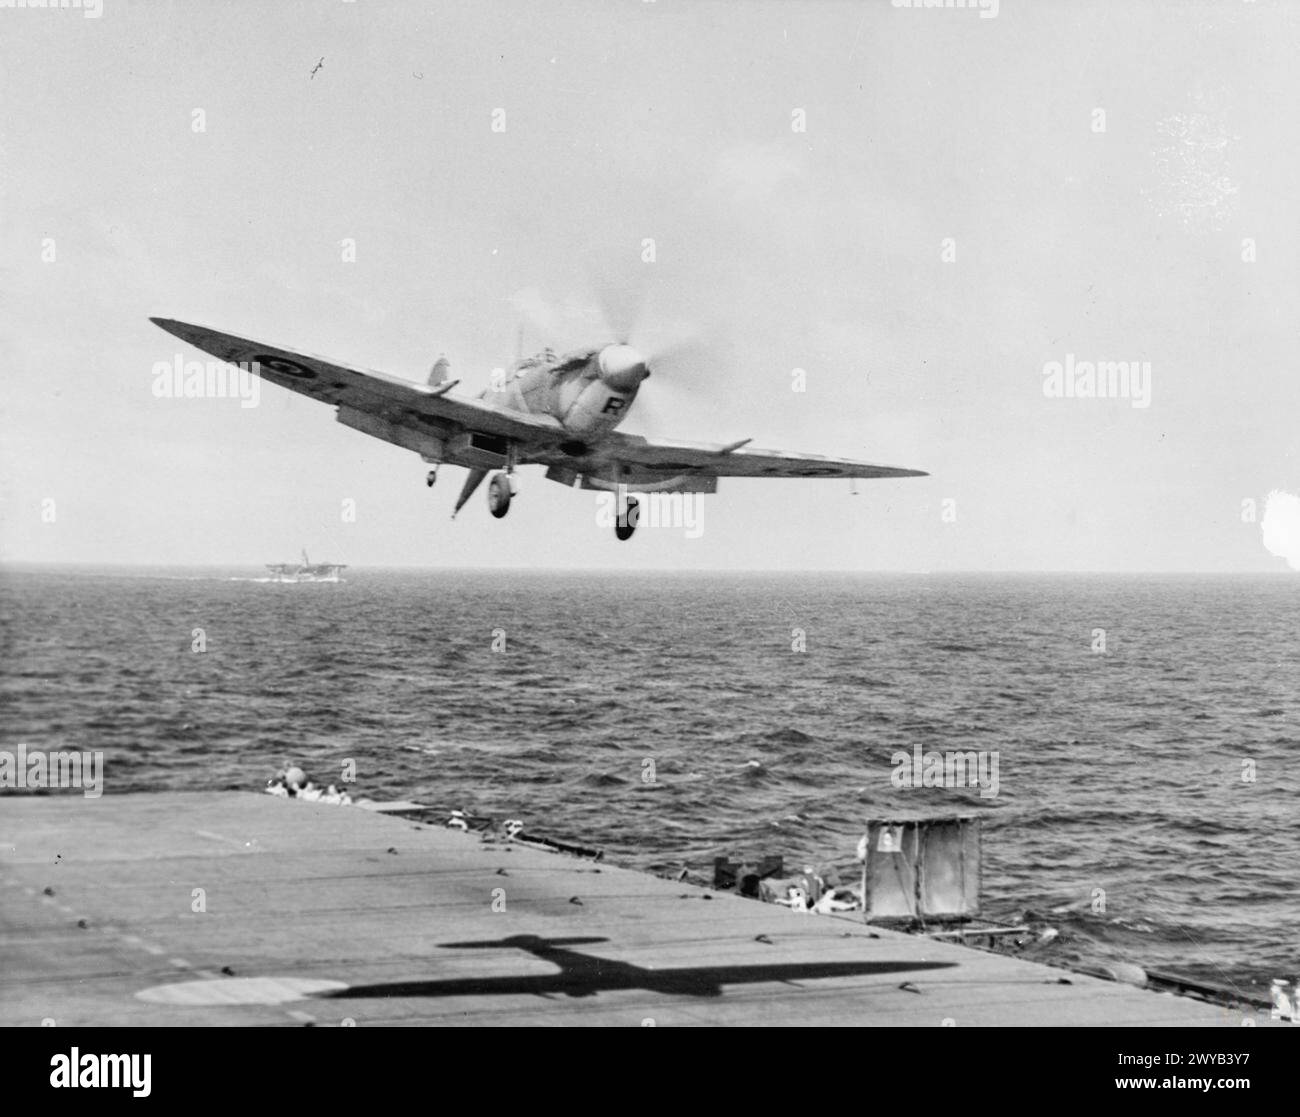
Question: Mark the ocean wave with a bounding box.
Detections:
[2,567,1295,988]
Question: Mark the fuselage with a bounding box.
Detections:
[480,347,646,443]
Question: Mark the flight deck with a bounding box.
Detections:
[0,792,1266,1027]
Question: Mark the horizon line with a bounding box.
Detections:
[0,561,1293,577]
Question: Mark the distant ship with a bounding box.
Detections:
[266,549,347,583]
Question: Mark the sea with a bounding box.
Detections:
[1,567,1295,998]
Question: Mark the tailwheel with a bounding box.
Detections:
[615,496,639,541]
[425,468,438,488]
[487,472,512,518]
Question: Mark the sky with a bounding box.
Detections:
[1,0,1297,571]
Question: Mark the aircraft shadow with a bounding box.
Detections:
[318,934,958,1000]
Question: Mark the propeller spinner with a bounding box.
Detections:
[597,344,651,392]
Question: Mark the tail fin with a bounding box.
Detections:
[428,355,451,387]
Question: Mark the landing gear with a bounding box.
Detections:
[615,496,639,542]
[426,468,439,488]
[487,472,513,518]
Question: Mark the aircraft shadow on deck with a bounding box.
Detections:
[318,934,957,1000]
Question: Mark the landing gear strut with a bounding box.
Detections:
[615,496,639,541]
[487,472,513,518]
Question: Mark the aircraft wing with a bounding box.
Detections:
[595,432,927,480]
[148,318,566,444]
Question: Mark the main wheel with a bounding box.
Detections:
[487,472,512,518]
[615,496,639,541]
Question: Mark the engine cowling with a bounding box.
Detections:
[561,376,638,438]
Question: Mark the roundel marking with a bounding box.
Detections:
[255,354,317,381]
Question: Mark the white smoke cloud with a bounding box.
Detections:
[1261,490,1300,571]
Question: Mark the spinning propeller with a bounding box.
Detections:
[510,268,727,434]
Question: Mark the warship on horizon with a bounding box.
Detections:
[265,549,347,583]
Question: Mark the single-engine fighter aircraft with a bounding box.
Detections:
[150,317,926,540]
